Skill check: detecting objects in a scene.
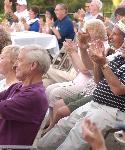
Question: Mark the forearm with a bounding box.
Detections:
[93,63,103,84]
[101,64,125,95]
[80,48,93,70]
[23,22,29,31]
[93,145,107,150]
[69,51,90,74]
[51,27,61,39]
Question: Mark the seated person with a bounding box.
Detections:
[0,45,20,90]
[4,0,18,25]
[4,0,29,26]
[14,0,29,22]
[0,45,50,145]
[21,5,40,32]
[49,3,75,49]
[40,7,57,34]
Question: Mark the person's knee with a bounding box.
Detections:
[56,107,70,119]
[54,99,64,108]
[56,108,64,118]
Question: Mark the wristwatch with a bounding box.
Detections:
[101,63,109,70]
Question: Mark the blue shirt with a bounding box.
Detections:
[29,20,40,32]
[54,15,75,49]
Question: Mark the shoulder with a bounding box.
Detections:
[64,16,72,22]
[20,83,46,100]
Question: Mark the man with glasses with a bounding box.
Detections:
[50,3,75,49]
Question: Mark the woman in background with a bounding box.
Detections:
[40,7,57,34]
[21,5,40,32]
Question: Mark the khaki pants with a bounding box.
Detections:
[43,66,77,88]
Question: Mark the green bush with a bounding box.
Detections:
[0,0,114,18]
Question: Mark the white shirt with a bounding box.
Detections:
[14,9,29,22]
[0,79,9,92]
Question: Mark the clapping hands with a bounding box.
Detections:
[88,40,107,66]
[82,118,106,150]
[63,39,77,54]
[76,30,90,50]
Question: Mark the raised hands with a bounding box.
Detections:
[63,39,77,54]
[45,17,54,27]
[82,118,106,150]
[73,8,85,21]
[88,40,107,66]
[76,30,91,50]
[4,0,12,13]
[21,17,26,24]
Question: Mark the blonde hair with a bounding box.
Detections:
[2,45,20,64]
[84,19,107,41]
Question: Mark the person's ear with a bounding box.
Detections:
[31,61,39,70]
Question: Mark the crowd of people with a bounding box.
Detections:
[0,0,124,150]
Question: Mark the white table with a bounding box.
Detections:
[11,31,59,57]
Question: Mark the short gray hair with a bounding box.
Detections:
[20,45,51,75]
[56,3,68,14]
[91,0,103,11]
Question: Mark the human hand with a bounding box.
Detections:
[76,30,90,50]
[82,118,106,150]
[4,0,12,13]
[77,8,85,21]
[88,40,107,66]
[73,9,85,21]
[46,17,53,25]
[63,39,77,54]
[21,17,26,24]
[12,14,18,23]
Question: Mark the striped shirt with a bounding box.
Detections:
[93,55,125,112]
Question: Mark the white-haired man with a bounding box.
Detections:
[0,45,50,145]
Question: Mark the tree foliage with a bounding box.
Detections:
[0,0,113,16]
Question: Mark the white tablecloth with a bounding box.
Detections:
[11,31,59,57]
